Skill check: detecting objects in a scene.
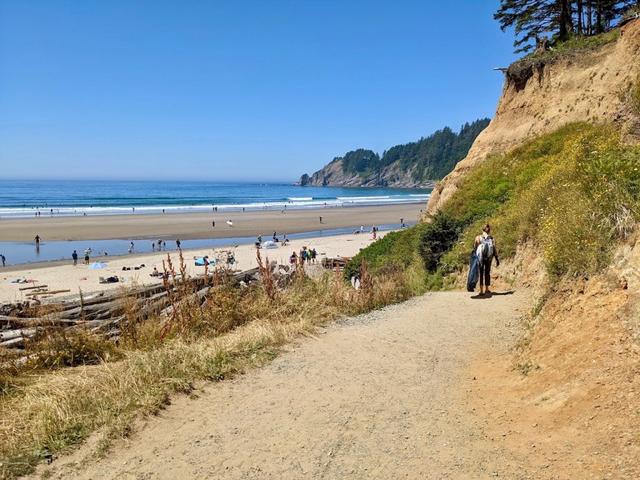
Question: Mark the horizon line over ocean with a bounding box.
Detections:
[0,180,430,219]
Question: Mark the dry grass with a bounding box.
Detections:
[0,254,413,478]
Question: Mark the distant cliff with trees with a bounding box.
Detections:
[299,119,490,188]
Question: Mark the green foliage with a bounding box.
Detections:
[343,225,428,281]
[380,119,490,182]
[336,119,490,182]
[340,149,380,176]
[418,212,463,272]
[496,0,629,54]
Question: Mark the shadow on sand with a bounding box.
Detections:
[470,290,515,300]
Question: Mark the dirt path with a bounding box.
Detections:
[39,291,530,479]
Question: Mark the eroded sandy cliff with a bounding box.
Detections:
[427,19,640,214]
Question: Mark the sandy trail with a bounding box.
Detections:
[39,291,532,480]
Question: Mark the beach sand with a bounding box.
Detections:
[0,204,423,242]
[0,231,387,304]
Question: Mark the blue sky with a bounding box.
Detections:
[0,1,516,182]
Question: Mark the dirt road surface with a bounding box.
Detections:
[39,291,533,479]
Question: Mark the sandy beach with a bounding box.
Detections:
[0,204,423,242]
[0,231,387,304]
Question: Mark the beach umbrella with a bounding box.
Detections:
[88,262,107,269]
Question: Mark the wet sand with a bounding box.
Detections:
[0,204,423,242]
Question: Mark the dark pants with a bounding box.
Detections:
[479,258,491,287]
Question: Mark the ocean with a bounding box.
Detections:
[0,180,430,218]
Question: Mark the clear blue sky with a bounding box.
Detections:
[0,0,516,182]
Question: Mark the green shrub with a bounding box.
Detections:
[418,212,463,272]
[343,225,428,280]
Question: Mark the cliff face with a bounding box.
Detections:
[427,19,640,214]
[300,159,435,188]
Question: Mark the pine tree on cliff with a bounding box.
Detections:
[495,0,637,53]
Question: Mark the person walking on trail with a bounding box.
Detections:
[474,224,500,295]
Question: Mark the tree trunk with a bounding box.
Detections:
[577,0,583,34]
[558,0,570,40]
[595,0,603,33]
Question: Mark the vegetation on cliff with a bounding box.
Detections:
[496,0,638,53]
[300,118,490,187]
[349,123,640,285]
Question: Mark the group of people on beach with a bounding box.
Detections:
[290,246,317,265]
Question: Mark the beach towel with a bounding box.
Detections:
[467,252,479,292]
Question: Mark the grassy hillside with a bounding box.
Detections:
[349,123,640,285]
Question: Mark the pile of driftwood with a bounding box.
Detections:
[322,257,351,270]
[0,267,270,350]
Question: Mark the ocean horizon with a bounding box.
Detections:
[0,180,430,219]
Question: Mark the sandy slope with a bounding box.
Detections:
[36,291,532,480]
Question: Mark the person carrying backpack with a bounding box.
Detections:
[474,224,500,295]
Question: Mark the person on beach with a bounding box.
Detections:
[84,251,90,265]
[289,251,298,265]
[0,254,5,267]
[152,242,155,251]
[72,250,78,266]
[176,239,181,250]
[319,216,323,224]
[311,248,317,263]
[212,220,215,228]
[129,241,134,253]
[474,224,500,295]
[34,235,40,246]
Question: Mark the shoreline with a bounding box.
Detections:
[0,203,423,242]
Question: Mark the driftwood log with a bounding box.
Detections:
[0,268,263,350]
